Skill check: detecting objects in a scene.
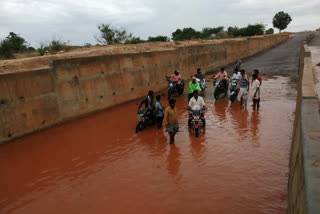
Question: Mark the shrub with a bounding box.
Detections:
[215,31,229,39]
[50,40,64,52]
[227,24,265,37]
[172,27,201,41]
[0,40,14,59]
[125,37,144,44]
[200,27,224,39]
[37,43,49,56]
[266,28,274,34]
[148,36,170,42]
[0,32,31,59]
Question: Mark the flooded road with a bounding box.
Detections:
[0,76,296,214]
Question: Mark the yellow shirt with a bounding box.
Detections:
[163,107,178,125]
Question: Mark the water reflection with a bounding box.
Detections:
[214,101,229,122]
[228,104,249,139]
[250,111,261,147]
[166,144,182,183]
[189,130,206,166]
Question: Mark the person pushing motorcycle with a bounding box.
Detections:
[139,90,155,118]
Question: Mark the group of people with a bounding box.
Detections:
[234,69,262,109]
[138,66,263,144]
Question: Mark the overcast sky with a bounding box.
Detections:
[0,0,319,47]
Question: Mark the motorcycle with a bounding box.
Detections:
[188,107,206,137]
[167,78,185,100]
[234,60,242,73]
[229,77,239,102]
[213,79,229,100]
[135,105,155,133]
[196,78,206,93]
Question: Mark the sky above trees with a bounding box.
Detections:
[0,0,319,47]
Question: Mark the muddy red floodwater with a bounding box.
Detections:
[0,77,295,214]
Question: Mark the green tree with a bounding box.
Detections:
[96,24,133,44]
[0,32,31,59]
[6,32,28,52]
[200,27,224,39]
[148,36,170,42]
[245,24,265,36]
[272,11,292,33]
[0,39,13,58]
[228,26,240,37]
[227,24,265,37]
[172,27,201,41]
[266,28,274,34]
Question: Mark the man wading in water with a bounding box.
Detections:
[164,99,179,144]
[237,69,249,108]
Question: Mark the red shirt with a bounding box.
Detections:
[252,75,262,85]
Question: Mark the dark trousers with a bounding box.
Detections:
[156,116,163,128]
[188,93,194,102]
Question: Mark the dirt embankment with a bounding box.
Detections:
[0,34,290,74]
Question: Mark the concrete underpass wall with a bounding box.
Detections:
[288,34,320,214]
[0,34,289,144]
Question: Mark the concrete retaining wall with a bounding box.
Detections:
[0,34,289,144]
[288,33,320,214]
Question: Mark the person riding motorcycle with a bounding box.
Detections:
[188,76,202,101]
[214,67,229,91]
[188,90,206,128]
[234,60,242,73]
[194,68,204,80]
[194,68,205,91]
[167,70,182,88]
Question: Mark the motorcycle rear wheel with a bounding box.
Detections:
[179,87,184,95]
[214,90,219,100]
[230,94,237,102]
[168,89,172,100]
[195,128,199,137]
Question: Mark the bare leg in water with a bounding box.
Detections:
[169,132,175,144]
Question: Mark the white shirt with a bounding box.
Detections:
[232,72,241,80]
[189,96,205,110]
[251,79,260,99]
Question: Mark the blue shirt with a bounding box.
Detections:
[155,102,163,117]
[240,76,248,88]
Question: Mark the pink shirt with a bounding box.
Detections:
[171,74,181,84]
[215,71,228,80]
